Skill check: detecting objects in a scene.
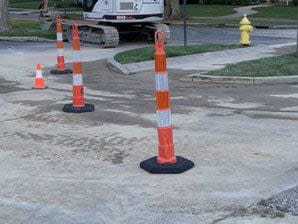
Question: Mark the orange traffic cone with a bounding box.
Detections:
[33,64,47,90]
[140,31,194,174]
[51,16,73,75]
[63,23,94,113]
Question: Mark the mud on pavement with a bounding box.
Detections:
[0,58,297,224]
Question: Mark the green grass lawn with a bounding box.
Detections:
[185,4,236,17]
[10,0,78,9]
[184,5,298,27]
[0,19,55,39]
[61,13,83,20]
[253,5,298,20]
[115,44,242,64]
[205,54,298,77]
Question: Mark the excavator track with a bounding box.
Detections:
[63,19,119,48]
[62,19,170,48]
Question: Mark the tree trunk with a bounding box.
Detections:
[43,0,49,12]
[165,0,181,20]
[0,0,10,31]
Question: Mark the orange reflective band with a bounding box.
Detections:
[156,91,170,110]
[57,56,64,62]
[157,127,176,165]
[73,86,84,94]
[57,57,66,70]
[73,86,84,107]
[154,54,167,72]
[57,24,62,33]
[73,62,82,74]
[72,41,80,51]
[57,41,64,49]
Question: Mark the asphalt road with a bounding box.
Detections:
[0,25,296,49]
[168,26,297,46]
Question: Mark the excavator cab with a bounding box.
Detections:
[82,0,164,23]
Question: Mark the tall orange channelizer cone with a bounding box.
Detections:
[51,16,73,75]
[140,31,194,174]
[33,64,47,90]
[63,23,95,113]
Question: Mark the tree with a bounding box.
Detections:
[166,0,181,20]
[0,0,10,31]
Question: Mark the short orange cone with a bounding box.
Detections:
[33,64,47,90]
[51,16,73,75]
[140,31,194,174]
[63,23,94,113]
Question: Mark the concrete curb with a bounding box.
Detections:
[0,36,55,42]
[165,21,297,30]
[107,58,131,76]
[165,21,238,28]
[107,56,298,84]
[107,43,297,84]
[181,74,298,85]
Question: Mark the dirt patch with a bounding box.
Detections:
[0,77,25,94]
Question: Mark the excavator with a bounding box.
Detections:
[39,0,170,48]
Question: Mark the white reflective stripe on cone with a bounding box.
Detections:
[57,48,64,57]
[36,70,43,78]
[73,50,81,63]
[57,32,63,41]
[73,74,83,86]
[155,72,169,91]
[156,109,171,128]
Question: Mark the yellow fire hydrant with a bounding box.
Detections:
[240,14,253,46]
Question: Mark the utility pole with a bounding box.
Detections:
[182,0,187,46]
[296,7,298,56]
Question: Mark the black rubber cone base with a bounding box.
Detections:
[51,69,73,75]
[32,86,48,90]
[63,103,95,113]
[140,156,194,174]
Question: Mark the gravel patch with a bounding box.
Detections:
[255,186,298,217]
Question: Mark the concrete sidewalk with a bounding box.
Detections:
[112,43,296,75]
[221,5,270,18]
[190,5,270,20]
